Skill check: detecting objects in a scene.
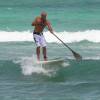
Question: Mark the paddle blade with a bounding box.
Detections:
[72,50,82,61]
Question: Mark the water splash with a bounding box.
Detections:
[13,56,55,76]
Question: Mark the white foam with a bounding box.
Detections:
[83,56,100,60]
[62,62,70,67]
[14,56,52,76]
[0,30,100,43]
[0,30,32,42]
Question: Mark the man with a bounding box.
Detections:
[32,12,53,61]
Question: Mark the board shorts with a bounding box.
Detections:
[33,31,47,47]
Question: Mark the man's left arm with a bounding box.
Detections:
[46,21,53,34]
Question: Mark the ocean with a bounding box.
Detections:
[0,0,100,100]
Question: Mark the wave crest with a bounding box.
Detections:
[0,30,100,43]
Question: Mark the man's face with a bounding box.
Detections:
[41,15,46,20]
[41,12,47,20]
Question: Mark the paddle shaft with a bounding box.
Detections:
[51,32,74,52]
[44,25,72,51]
[45,24,82,60]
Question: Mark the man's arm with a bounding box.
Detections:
[46,21,53,33]
[31,17,39,26]
[32,20,36,26]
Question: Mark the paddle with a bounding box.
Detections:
[41,23,82,61]
[50,32,82,61]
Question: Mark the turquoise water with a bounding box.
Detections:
[0,0,100,31]
[0,0,100,100]
[0,42,100,100]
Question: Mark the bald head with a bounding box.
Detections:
[41,11,47,17]
[41,12,47,20]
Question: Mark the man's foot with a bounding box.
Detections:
[44,56,47,61]
[36,60,40,64]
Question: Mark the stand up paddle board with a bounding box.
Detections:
[35,58,64,64]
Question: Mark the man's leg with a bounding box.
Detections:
[36,46,40,61]
[42,47,47,61]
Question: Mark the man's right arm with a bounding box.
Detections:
[32,20,36,26]
[32,17,41,26]
[31,17,38,26]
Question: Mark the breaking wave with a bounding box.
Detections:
[0,30,100,43]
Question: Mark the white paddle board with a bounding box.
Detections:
[35,58,64,64]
